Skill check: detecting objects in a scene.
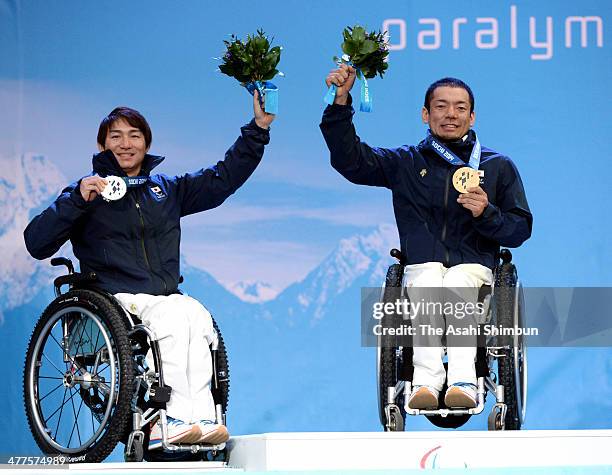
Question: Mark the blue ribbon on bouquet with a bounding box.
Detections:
[323,55,372,112]
[245,81,279,115]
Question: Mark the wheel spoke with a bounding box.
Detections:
[48,329,66,355]
[42,352,66,376]
[91,402,95,435]
[38,375,64,380]
[45,385,77,426]
[49,331,81,374]
[74,397,84,447]
[39,382,64,403]
[67,388,79,447]
[96,380,111,397]
[83,316,93,348]
[74,315,89,361]
[96,362,110,374]
[55,388,68,439]
[93,324,102,354]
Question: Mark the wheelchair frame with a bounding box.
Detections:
[376,249,527,432]
[23,257,230,463]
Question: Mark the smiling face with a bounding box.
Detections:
[422,86,475,141]
[98,118,149,176]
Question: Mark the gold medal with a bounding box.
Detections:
[452,167,480,193]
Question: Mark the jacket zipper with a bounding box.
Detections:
[134,201,151,269]
[133,197,168,294]
[441,169,451,267]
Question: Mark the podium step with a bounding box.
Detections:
[3,430,612,473]
[227,430,612,471]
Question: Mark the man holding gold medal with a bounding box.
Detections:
[24,92,275,448]
[321,65,532,410]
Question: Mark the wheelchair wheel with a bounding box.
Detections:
[24,290,134,462]
[377,263,405,431]
[494,261,527,430]
[212,318,230,413]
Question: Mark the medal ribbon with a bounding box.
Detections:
[124,176,148,187]
[425,130,481,170]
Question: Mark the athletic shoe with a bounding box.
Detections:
[407,385,440,410]
[148,416,202,450]
[196,420,229,445]
[444,382,478,408]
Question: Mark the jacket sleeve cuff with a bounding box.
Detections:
[243,119,271,144]
[323,94,354,119]
[69,181,96,209]
[474,202,501,226]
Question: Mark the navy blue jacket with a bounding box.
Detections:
[320,103,532,270]
[24,120,270,295]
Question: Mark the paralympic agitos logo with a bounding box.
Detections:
[383,5,604,61]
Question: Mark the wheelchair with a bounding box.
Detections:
[23,257,230,463]
[376,249,527,432]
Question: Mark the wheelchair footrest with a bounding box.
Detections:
[163,442,226,452]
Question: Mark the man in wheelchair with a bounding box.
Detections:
[23,95,274,460]
[321,71,532,415]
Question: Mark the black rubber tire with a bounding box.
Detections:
[495,262,521,430]
[379,346,399,430]
[24,290,134,462]
[378,264,405,431]
[212,318,230,414]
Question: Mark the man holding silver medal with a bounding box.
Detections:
[24,91,274,448]
[320,66,532,410]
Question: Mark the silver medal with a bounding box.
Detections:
[101,176,127,201]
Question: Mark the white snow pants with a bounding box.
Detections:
[114,293,217,423]
[403,262,493,391]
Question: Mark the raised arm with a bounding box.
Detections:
[319,64,400,188]
[177,91,273,216]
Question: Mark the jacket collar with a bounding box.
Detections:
[92,150,165,177]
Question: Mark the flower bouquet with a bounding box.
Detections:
[324,25,389,112]
[218,29,282,114]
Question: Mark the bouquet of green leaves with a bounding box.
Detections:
[324,25,389,112]
[218,29,282,113]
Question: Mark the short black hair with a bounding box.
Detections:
[424,78,474,113]
[97,106,152,149]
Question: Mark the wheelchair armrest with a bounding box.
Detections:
[53,272,97,294]
[51,257,74,274]
[499,248,513,264]
[390,248,407,265]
